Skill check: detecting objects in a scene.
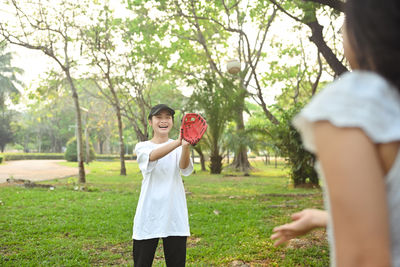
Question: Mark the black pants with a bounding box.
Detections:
[133,236,187,267]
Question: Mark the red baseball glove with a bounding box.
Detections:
[180,113,208,145]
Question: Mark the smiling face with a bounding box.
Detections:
[148,110,174,138]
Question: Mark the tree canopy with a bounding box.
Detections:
[0,0,346,185]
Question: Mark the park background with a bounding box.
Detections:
[0,0,346,265]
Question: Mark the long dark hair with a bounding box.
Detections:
[345,0,400,89]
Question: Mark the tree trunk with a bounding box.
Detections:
[37,133,41,153]
[198,149,206,171]
[209,140,222,174]
[51,133,55,153]
[102,54,127,175]
[265,154,270,165]
[269,0,348,77]
[85,126,90,164]
[231,93,251,172]
[23,134,28,152]
[200,153,206,171]
[210,154,223,174]
[99,139,104,154]
[116,105,126,175]
[232,146,251,173]
[193,146,206,171]
[108,85,126,175]
[130,120,148,142]
[307,20,348,77]
[67,73,86,183]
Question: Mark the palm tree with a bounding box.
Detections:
[0,41,23,114]
[188,75,238,174]
[0,41,23,152]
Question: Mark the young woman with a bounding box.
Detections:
[133,104,193,267]
[271,0,400,266]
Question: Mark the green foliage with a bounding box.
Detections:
[0,113,14,152]
[13,74,78,153]
[96,154,137,161]
[0,153,135,161]
[0,155,3,164]
[241,103,278,157]
[261,41,320,108]
[280,0,318,23]
[2,153,64,161]
[64,137,95,162]
[269,104,319,187]
[0,41,23,110]
[0,41,22,152]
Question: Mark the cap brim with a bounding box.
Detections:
[152,106,175,116]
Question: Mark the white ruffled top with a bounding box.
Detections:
[293,70,400,267]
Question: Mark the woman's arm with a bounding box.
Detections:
[179,135,191,169]
[179,142,191,169]
[314,121,391,266]
[271,209,328,246]
[149,139,181,162]
[148,133,191,169]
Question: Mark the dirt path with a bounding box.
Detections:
[0,160,79,183]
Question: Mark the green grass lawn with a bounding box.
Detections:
[0,160,329,266]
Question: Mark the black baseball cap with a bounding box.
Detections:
[148,104,175,120]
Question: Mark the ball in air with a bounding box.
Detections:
[226,59,241,74]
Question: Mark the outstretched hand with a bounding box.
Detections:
[270,209,328,247]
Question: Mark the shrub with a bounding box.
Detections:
[0,155,3,164]
[64,137,96,162]
[2,153,64,161]
[270,103,319,187]
[96,154,137,161]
